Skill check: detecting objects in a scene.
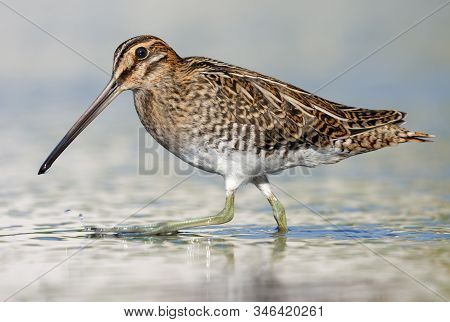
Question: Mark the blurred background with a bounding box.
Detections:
[0,0,449,301]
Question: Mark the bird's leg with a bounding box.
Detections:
[88,191,235,235]
[267,194,287,233]
[254,176,288,233]
[147,190,235,234]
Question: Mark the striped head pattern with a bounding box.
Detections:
[112,35,180,90]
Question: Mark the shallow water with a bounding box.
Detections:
[1,105,450,301]
[1,220,449,301]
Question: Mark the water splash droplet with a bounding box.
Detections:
[79,213,85,228]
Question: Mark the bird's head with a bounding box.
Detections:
[112,35,179,90]
[38,35,179,175]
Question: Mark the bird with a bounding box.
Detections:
[38,35,433,235]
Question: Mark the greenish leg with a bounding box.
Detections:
[88,192,235,235]
[267,194,288,233]
[254,176,288,233]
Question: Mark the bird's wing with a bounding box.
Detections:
[198,59,406,148]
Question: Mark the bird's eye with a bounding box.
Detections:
[135,47,148,59]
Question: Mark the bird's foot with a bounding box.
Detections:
[84,222,178,236]
[84,192,235,237]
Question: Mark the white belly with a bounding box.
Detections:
[177,140,346,189]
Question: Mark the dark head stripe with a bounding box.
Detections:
[113,35,164,70]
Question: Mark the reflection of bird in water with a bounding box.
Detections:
[39,35,433,234]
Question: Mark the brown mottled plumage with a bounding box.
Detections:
[39,35,433,234]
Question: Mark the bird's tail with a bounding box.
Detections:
[396,128,435,143]
[334,124,435,156]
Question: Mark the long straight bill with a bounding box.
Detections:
[38,79,121,175]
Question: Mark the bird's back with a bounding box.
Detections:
[181,57,432,159]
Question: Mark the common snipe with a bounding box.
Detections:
[39,35,433,234]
